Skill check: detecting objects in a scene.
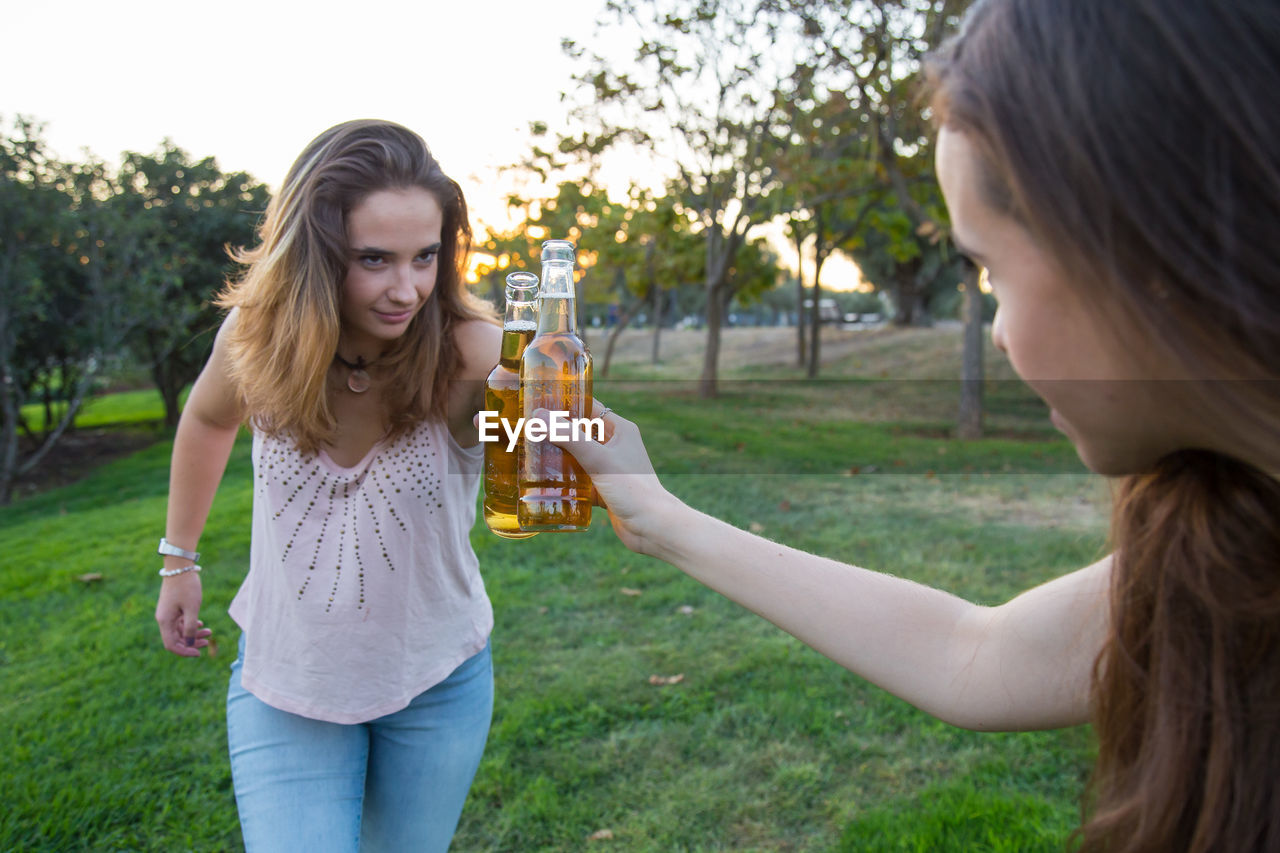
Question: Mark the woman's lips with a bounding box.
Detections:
[375,308,414,324]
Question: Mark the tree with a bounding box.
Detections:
[476,178,617,346]
[846,197,955,326]
[0,121,268,502]
[0,119,150,503]
[551,0,800,396]
[477,179,708,374]
[0,118,63,502]
[778,85,886,376]
[591,187,704,375]
[118,142,268,426]
[769,0,971,327]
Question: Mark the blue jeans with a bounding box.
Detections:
[226,635,493,853]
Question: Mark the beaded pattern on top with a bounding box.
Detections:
[254,422,446,614]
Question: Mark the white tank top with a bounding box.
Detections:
[228,419,491,724]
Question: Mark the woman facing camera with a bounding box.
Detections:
[155,120,501,852]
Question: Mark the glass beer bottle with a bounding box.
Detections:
[483,271,540,538]
[518,239,593,531]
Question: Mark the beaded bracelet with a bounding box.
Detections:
[158,564,203,578]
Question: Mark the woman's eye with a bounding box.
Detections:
[416,250,438,265]
[359,254,386,267]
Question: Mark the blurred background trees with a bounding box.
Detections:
[0,118,265,503]
[505,0,978,395]
[3,0,991,499]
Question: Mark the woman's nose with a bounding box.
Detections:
[388,264,417,302]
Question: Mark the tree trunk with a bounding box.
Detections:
[806,252,828,379]
[957,263,984,440]
[0,360,18,506]
[42,385,56,440]
[650,283,664,364]
[794,232,806,367]
[139,333,181,428]
[912,267,935,327]
[699,284,725,398]
[158,378,183,429]
[0,252,18,505]
[892,257,924,326]
[8,364,99,502]
[600,269,639,378]
[699,224,746,399]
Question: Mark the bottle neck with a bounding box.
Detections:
[504,297,537,329]
[500,298,537,368]
[537,260,578,334]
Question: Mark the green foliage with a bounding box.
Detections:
[0,117,146,502]
[117,143,269,426]
[0,117,267,502]
[527,0,980,390]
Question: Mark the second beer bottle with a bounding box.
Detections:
[518,239,593,531]
[483,271,540,538]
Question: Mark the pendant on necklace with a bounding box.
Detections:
[335,352,374,393]
[347,368,371,393]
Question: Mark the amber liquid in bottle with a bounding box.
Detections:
[518,242,593,531]
[483,274,539,538]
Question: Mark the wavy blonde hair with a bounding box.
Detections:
[216,120,494,454]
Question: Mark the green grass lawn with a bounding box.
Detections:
[20,388,178,432]
[0,327,1106,851]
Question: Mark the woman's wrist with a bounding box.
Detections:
[159,563,202,578]
[158,537,201,577]
[158,537,200,562]
[629,489,693,561]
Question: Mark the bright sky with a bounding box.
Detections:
[2,0,609,226]
[3,0,861,288]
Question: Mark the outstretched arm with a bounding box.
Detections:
[554,403,1109,731]
[155,312,245,657]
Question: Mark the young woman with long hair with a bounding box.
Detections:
[154,119,501,851]
[551,1,1280,849]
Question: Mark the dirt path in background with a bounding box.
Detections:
[10,428,158,502]
[593,322,998,380]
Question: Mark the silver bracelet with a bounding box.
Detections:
[158,564,202,578]
[158,538,200,562]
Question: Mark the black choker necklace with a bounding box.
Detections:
[334,353,376,393]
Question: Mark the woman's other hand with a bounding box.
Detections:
[155,573,213,657]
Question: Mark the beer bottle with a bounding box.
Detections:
[518,239,593,531]
[483,271,540,538]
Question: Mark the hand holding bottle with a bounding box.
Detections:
[542,399,684,557]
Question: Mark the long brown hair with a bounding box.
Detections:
[927,1,1280,850]
[217,119,494,453]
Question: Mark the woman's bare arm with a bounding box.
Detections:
[555,403,1109,731]
[155,312,245,656]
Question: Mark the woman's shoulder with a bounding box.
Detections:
[451,317,502,382]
